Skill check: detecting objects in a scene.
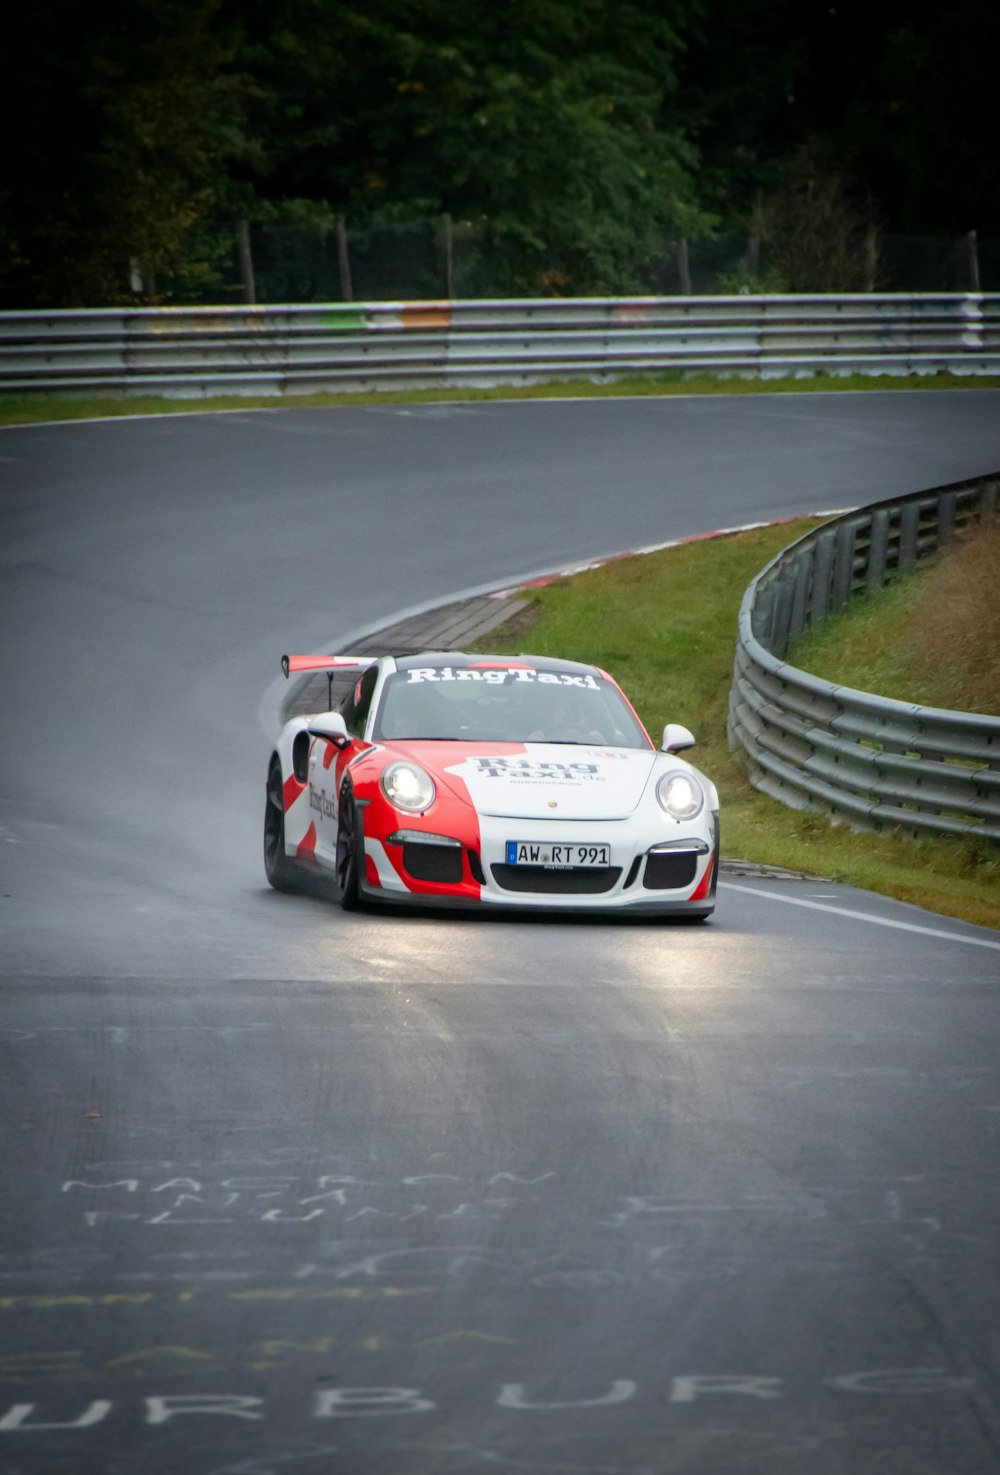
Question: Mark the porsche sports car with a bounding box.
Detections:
[264,652,720,918]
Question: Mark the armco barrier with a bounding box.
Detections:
[1,294,999,396]
[727,474,1000,841]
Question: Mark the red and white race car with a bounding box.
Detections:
[264,652,720,918]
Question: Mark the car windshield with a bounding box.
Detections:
[372,665,651,748]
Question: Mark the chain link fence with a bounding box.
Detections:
[145,218,1000,306]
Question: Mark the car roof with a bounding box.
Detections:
[392,651,605,678]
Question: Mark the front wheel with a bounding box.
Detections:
[264,757,300,893]
[333,782,363,911]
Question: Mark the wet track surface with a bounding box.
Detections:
[2,393,1000,1473]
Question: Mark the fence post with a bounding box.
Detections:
[442,214,455,298]
[236,220,256,306]
[676,239,692,295]
[336,217,354,303]
[966,230,981,292]
[864,227,878,291]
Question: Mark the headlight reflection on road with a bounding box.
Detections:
[597,926,728,999]
[280,905,780,1002]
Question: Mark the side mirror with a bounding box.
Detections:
[307,711,350,748]
[662,723,696,754]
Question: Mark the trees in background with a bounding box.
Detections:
[227,0,708,294]
[1,0,994,305]
[682,0,998,291]
[3,0,255,304]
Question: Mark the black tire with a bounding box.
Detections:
[264,756,301,893]
[333,782,363,911]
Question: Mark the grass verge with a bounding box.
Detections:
[791,523,1000,716]
[469,518,1000,931]
[2,370,1000,428]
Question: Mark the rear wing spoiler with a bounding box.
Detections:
[281,653,378,711]
[280,654,376,679]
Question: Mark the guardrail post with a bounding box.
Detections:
[810,531,835,625]
[788,549,812,644]
[867,509,890,593]
[752,585,776,645]
[728,471,1000,844]
[938,491,957,546]
[898,502,920,572]
[832,521,855,610]
[771,576,794,656]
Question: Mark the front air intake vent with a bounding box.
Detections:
[643,849,700,890]
[491,865,621,894]
[403,843,464,884]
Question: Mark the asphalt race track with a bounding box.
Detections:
[2,391,1000,1475]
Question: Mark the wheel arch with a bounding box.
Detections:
[268,731,315,855]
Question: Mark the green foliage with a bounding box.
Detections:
[682,0,1000,240]
[3,0,254,305]
[747,149,878,292]
[713,264,789,295]
[246,0,707,295]
[4,0,707,304]
[4,0,996,305]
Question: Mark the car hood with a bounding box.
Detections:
[440,744,658,821]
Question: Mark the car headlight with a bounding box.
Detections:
[656,770,704,821]
[381,761,436,813]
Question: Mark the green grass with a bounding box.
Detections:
[791,530,999,717]
[790,568,974,710]
[470,519,1000,932]
[2,370,1000,427]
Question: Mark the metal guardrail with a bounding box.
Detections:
[1,294,999,396]
[727,474,1000,841]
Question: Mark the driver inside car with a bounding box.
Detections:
[525,687,608,744]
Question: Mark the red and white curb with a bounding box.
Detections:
[261,507,858,735]
[486,509,858,597]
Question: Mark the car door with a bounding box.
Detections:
[311,665,379,867]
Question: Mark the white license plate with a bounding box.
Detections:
[506,841,610,868]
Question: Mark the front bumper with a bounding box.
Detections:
[360,811,719,915]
